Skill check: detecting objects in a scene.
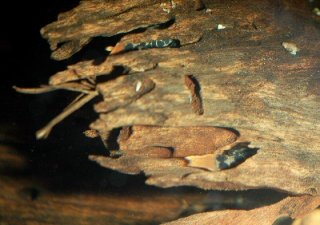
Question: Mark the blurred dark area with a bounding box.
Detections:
[0,0,148,192]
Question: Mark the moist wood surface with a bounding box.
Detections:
[12,0,320,224]
[43,0,320,195]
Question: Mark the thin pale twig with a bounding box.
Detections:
[36,91,98,139]
[13,83,92,94]
[13,85,56,94]
[63,93,85,112]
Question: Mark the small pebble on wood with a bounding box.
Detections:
[282,42,300,55]
[217,24,226,30]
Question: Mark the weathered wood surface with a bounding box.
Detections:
[0,144,197,224]
[0,176,185,225]
[1,144,295,225]
[14,0,320,224]
[41,0,173,60]
[164,195,320,225]
[40,0,320,196]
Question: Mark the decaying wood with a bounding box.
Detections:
[25,0,320,223]
[39,0,320,196]
[94,78,155,113]
[41,0,173,60]
[0,144,187,224]
[1,144,294,225]
[164,195,320,225]
[0,177,187,225]
[184,75,204,115]
[293,209,320,225]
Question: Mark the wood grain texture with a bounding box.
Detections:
[0,145,193,225]
[1,145,292,225]
[41,0,320,198]
[87,0,320,195]
[164,195,320,225]
[14,0,320,224]
[41,0,173,60]
[118,126,238,157]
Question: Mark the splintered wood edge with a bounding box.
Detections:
[163,195,320,225]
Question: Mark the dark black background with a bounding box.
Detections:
[0,1,144,192]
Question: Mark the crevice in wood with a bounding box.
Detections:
[105,127,122,151]
[95,65,129,84]
[272,216,294,225]
[184,75,204,115]
[18,187,40,201]
[194,0,206,11]
[153,17,176,30]
[110,38,181,55]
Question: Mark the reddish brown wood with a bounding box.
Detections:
[13,0,320,224]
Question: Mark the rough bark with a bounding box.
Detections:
[0,144,293,225]
[40,0,320,195]
[164,195,320,225]
[0,144,194,224]
[29,0,320,224]
[41,0,173,60]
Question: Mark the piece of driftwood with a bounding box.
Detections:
[25,0,320,223]
[164,195,320,225]
[0,144,192,224]
[0,177,187,225]
[40,0,320,193]
[41,0,173,60]
[40,0,320,195]
[0,144,293,225]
